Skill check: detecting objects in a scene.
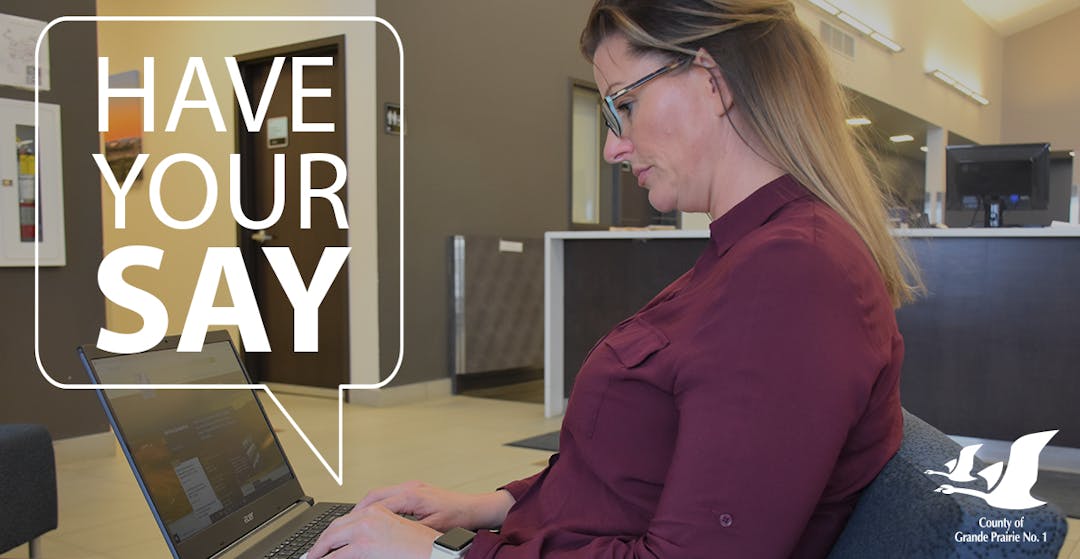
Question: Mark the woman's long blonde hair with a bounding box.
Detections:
[581,0,922,307]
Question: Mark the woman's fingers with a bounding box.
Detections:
[373,490,426,516]
[356,480,424,509]
[306,514,364,559]
[322,544,361,559]
[373,491,458,531]
[306,505,439,559]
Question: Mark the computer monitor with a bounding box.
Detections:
[946,143,1050,226]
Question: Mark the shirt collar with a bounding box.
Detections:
[708,174,814,256]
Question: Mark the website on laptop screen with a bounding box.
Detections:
[91,341,294,544]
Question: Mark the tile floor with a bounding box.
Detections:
[4,392,1079,558]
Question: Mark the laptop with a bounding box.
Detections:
[79,330,359,559]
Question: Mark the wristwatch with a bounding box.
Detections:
[430,527,476,558]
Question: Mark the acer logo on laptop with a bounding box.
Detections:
[926,430,1058,510]
[244,512,255,524]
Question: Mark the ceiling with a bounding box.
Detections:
[962,0,1080,35]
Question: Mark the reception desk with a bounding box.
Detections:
[544,227,1080,447]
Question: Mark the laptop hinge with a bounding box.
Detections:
[210,499,313,559]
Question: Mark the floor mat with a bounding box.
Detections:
[505,431,559,452]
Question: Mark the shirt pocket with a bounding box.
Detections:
[566,317,670,440]
[604,317,670,369]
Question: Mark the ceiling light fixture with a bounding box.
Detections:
[920,146,928,153]
[931,70,955,85]
[890,134,915,143]
[869,32,903,53]
[846,117,872,126]
[837,12,872,34]
[805,0,903,53]
[928,69,990,106]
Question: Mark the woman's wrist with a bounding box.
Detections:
[470,490,516,530]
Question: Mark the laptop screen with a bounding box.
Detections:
[89,339,295,545]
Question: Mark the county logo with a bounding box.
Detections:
[925,430,1058,510]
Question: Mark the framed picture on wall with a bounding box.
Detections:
[0,98,65,267]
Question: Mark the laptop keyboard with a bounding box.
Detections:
[263,503,354,559]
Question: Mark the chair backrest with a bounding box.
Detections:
[827,409,1068,559]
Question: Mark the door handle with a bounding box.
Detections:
[251,230,275,243]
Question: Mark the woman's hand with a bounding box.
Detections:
[304,503,439,559]
[356,480,515,532]
[304,481,516,558]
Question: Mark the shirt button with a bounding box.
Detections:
[719,513,734,527]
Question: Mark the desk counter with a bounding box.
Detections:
[544,228,1080,448]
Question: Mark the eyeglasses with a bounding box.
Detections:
[601,57,692,137]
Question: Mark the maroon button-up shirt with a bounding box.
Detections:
[468,175,904,558]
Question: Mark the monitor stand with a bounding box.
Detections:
[984,196,1004,227]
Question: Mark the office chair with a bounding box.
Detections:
[0,424,58,558]
[828,409,1068,558]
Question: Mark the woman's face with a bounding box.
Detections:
[592,35,730,214]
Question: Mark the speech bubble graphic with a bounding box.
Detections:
[34,15,405,486]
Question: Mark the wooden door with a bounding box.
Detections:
[235,37,349,389]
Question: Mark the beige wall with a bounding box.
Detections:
[1002,7,1080,152]
[795,0,1004,144]
[95,0,380,384]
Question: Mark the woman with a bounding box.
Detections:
[307,1,921,557]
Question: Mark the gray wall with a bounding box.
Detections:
[0,1,109,439]
[375,1,596,384]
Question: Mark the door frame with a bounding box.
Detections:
[566,78,613,231]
